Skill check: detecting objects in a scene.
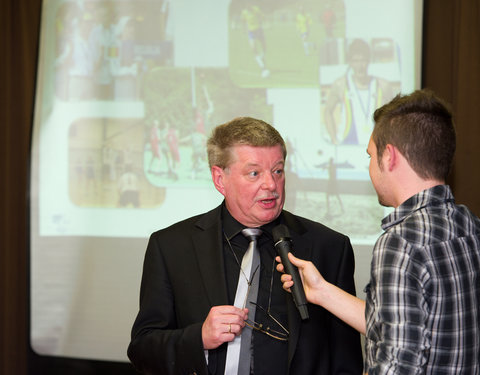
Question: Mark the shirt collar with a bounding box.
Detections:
[381,184,455,230]
[222,203,244,240]
[221,201,282,241]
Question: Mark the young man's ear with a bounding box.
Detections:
[383,144,398,171]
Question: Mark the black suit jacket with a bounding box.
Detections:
[128,205,363,374]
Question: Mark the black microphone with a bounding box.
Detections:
[272,224,309,320]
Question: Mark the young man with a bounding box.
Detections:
[279,89,480,374]
[128,117,363,374]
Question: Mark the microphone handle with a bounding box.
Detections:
[275,239,309,320]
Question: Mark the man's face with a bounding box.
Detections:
[213,144,285,227]
[367,137,391,207]
[350,54,369,79]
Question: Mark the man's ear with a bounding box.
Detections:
[211,165,226,196]
[383,144,397,171]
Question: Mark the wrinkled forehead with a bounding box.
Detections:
[227,144,285,166]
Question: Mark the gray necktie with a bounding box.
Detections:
[225,228,262,375]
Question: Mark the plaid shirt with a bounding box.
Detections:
[365,185,480,374]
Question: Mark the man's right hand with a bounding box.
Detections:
[276,252,367,335]
[201,305,248,349]
[276,252,325,306]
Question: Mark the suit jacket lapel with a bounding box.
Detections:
[190,208,312,369]
[192,205,229,307]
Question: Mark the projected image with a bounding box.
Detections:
[282,144,384,239]
[38,0,408,238]
[229,0,346,87]
[320,37,400,147]
[68,118,166,208]
[54,0,172,101]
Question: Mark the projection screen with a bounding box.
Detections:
[30,0,423,364]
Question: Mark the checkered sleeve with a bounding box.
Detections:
[366,232,431,374]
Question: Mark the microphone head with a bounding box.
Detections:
[272,224,291,242]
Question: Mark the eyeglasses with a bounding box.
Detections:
[245,301,289,341]
[241,263,289,342]
[225,231,289,342]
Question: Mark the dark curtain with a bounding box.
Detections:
[1,0,479,373]
[422,0,480,208]
[1,1,41,374]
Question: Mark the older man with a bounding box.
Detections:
[128,116,363,374]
